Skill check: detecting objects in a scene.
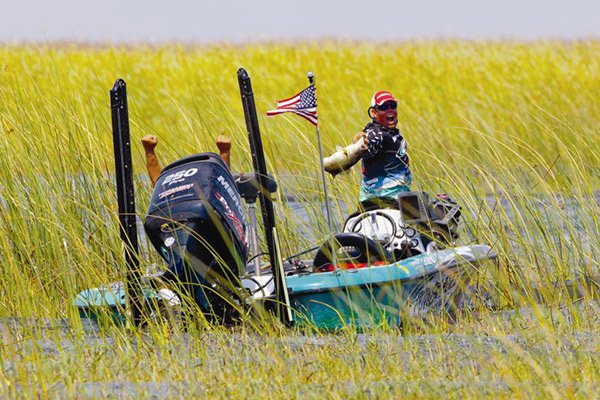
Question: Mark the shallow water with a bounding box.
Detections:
[2,182,598,396]
[2,299,599,398]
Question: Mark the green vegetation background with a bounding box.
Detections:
[0,41,598,398]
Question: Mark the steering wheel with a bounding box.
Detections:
[346,210,398,249]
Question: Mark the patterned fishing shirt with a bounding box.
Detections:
[359,121,412,203]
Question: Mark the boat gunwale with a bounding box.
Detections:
[286,245,497,296]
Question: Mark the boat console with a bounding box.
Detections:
[343,191,461,261]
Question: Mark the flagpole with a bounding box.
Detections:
[307,72,334,234]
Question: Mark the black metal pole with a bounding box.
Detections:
[307,72,334,233]
[237,68,292,325]
[110,79,143,327]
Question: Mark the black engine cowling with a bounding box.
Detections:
[144,153,248,313]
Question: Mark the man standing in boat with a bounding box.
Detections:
[325,90,412,209]
[141,134,232,187]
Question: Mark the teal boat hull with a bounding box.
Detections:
[74,281,161,325]
[286,244,496,330]
[74,245,495,330]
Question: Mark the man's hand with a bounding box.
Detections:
[216,135,232,153]
[353,132,368,151]
[216,135,232,169]
[141,135,161,187]
[141,134,158,152]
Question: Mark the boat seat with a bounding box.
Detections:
[312,233,392,272]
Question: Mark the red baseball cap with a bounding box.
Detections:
[370,91,397,107]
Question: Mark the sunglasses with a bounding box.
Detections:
[376,101,397,111]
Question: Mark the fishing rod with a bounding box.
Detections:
[237,68,293,325]
[110,79,143,327]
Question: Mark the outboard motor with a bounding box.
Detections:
[144,153,248,316]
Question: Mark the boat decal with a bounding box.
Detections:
[158,183,194,199]
[217,175,244,217]
[421,254,437,265]
[162,167,198,186]
[214,192,245,241]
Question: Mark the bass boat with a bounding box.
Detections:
[75,71,497,330]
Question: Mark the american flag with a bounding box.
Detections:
[267,84,318,126]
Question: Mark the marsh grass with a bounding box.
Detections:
[0,41,599,398]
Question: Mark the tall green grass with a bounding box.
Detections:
[0,41,598,398]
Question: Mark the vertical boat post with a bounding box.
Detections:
[237,68,293,325]
[110,79,143,327]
